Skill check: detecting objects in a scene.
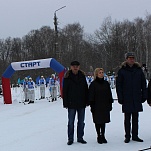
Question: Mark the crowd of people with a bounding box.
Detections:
[62,52,151,146]
[18,52,151,146]
[86,71,116,89]
[20,71,115,104]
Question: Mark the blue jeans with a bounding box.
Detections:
[68,108,85,141]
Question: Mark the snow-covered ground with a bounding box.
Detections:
[0,87,151,151]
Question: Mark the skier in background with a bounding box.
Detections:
[86,75,93,87]
[110,74,115,89]
[39,75,46,99]
[27,77,35,104]
[55,75,61,97]
[23,77,29,102]
[49,74,57,102]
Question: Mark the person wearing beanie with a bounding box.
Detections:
[124,52,135,59]
[116,52,147,143]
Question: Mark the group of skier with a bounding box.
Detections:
[22,74,60,104]
[86,72,116,89]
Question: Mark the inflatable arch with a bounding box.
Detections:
[2,58,66,104]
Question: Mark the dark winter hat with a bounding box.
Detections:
[125,52,135,59]
[70,61,80,66]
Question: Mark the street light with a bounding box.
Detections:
[54,6,66,62]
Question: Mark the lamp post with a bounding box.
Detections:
[54,6,66,62]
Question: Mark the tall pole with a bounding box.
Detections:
[54,12,58,59]
[54,6,66,62]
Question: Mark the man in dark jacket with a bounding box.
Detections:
[63,61,88,145]
[116,52,147,143]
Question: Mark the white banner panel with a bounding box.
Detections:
[11,58,52,71]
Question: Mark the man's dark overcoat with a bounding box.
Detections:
[116,62,147,113]
[63,70,88,109]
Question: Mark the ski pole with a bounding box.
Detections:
[138,146,151,151]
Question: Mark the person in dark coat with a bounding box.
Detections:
[147,79,151,106]
[63,61,88,145]
[88,68,113,144]
[116,52,147,143]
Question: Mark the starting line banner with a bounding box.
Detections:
[2,58,66,104]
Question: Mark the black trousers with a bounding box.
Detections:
[124,112,139,139]
[95,123,105,136]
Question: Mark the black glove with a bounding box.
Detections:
[86,103,90,107]
[141,98,146,103]
[109,104,112,111]
[90,107,95,113]
[63,103,68,109]
[118,100,123,105]
[90,103,95,112]
[110,99,114,103]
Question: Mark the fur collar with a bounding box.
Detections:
[64,70,85,78]
[120,61,141,68]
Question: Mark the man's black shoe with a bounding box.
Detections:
[124,138,130,143]
[67,140,73,145]
[132,137,143,142]
[77,139,87,144]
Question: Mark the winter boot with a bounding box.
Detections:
[67,140,73,145]
[124,137,130,143]
[77,139,87,144]
[97,135,103,144]
[102,135,107,143]
[28,100,34,104]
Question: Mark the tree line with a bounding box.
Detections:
[1,14,151,83]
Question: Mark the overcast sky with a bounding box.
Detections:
[0,0,151,39]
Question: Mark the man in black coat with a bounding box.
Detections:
[63,61,88,145]
[116,52,147,143]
